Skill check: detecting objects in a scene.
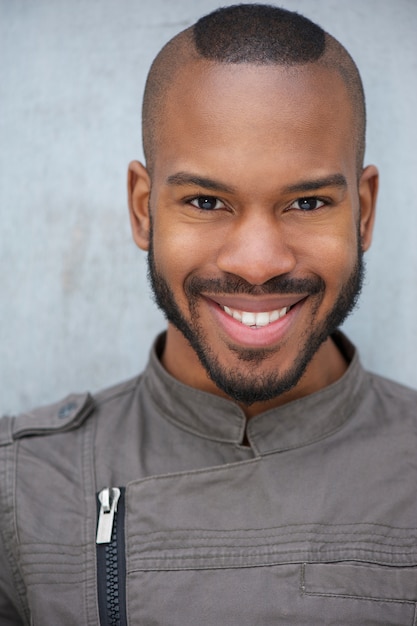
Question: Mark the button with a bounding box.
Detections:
[58,401,78,419]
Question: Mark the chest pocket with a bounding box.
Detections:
[126,562,417,626]
[300,562,417,626]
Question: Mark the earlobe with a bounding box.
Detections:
[358,165,379,252]
[127,160,152,251]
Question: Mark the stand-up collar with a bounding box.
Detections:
[142,332,368,456]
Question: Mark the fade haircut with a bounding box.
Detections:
[142,4,366,175]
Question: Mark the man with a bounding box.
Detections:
[1,4,416,624]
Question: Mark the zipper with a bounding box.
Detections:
[96,487,127,626]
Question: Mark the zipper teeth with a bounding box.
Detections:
[97,487,127,626]
[105,514,121,626]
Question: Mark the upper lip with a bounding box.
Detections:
[204,294,308,312]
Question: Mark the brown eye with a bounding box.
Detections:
[190,196,223,210]
[296,197,323,211]
[198,197,217,210]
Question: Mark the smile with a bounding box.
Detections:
[221,305,291,329]
[204,294,306,348]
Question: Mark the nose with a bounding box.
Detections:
[216,211,297,285]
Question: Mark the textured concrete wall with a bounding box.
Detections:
[1,0,416,414]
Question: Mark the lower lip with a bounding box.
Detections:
[205,298,304,349]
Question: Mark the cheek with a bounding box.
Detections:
[152,219,219,284]
[295,220,359,286]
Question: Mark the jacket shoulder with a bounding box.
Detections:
[370,371,417,402]
[0,392,94,446]
[367,371,417,421]
[0,375,141,446]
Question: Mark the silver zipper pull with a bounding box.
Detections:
[96,487,121,544]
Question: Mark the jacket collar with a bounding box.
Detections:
[143,332,368,456]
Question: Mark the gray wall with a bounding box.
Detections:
[1,0,416,415]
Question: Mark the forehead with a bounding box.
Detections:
[153,60,356,185]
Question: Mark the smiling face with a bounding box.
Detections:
[129,60,378,413]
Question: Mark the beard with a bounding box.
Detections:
[147,225,365,405]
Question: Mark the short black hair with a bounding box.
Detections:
[194,4,325,64]
[142,4,366,174]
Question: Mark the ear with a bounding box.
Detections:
[358,164,379,252]
[127,160,152,251]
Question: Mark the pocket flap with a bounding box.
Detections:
[303,562,417,602]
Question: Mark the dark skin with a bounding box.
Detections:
[128,58,378,418]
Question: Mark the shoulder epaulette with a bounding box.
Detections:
[0,393,94,445]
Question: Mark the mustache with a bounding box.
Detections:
[185,274,325,297]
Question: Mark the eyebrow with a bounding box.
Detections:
[283,174,348,194]
[165,171,347,195]
[166,172,236,194]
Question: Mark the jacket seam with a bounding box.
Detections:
[125,525,417,540]
[93,376,142,411]
[81,412,100,625]
[0,443,31,624]
[302,590,415,605]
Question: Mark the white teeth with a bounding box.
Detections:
[241,311,256,326]
[279,306,289,319]
[269,309,280,322]
[255,312,270,327]
[221,305,291,327]
[232,310,242,322]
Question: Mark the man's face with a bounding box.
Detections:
[131,61,376,407]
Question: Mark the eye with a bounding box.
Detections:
[189,196,225,211]
[290,197,326,211]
